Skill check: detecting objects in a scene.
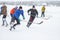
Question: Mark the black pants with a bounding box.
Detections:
[12,16,20,28]
[0,13,2,16]
[41,12,45,17]
[10,14,15,24]
[27,16,35,27]
[2,15,8,26]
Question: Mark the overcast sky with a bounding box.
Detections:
[0,0,60,2]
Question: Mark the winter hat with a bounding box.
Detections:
[33,5,35,8]
[15,6,18,9]
[19,6,22,9]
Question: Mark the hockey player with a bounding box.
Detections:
[41,5,46,17]
[0,6,1,15]
[26,5,38,28]
[10,7,18,24]
[1,3,8,26]
[10,6,24,31]
[0,5,3,15]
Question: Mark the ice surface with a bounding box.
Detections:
[0,5,60,40]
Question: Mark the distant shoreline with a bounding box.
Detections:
[0,1,60,6]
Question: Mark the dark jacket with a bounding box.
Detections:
[1,5,7,16]
[28,8,38,17]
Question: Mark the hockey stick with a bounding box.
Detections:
[21,20,43,24]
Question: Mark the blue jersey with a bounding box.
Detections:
[13,9,24,19]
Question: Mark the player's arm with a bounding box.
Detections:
[27,9,31,15]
